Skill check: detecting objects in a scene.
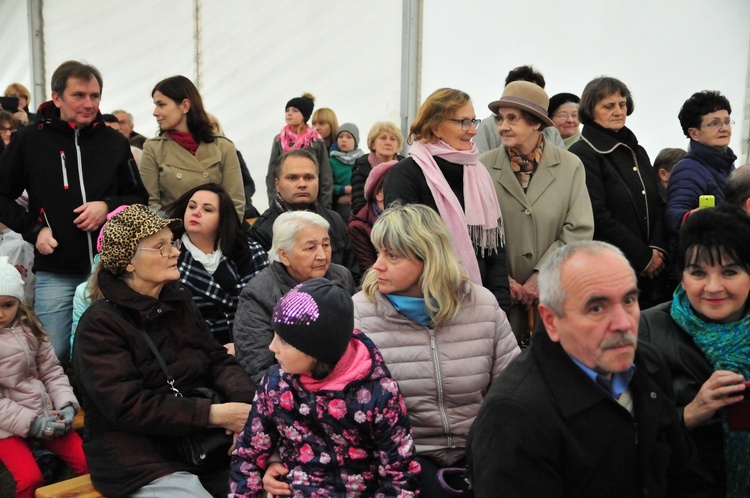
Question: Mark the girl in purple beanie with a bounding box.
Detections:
[230,278,420,497]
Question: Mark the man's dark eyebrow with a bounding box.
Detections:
[583,288,639,307]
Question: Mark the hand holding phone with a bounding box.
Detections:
[727,380,750,430]
[0,96,19,113]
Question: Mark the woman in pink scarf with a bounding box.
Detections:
[384,88,511,314]
[264,93,333,209]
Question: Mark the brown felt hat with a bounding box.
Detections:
[488,81,554,127]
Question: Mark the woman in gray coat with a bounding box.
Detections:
[233,211,355,384]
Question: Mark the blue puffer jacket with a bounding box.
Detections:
[665,140,736,234]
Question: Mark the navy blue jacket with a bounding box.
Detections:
[665,140,736,234]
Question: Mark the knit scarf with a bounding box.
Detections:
[277,124,322,153]
[507,134,544,191]
[367,152,382,169]
[329,148,365,165]
[670,285,750,496]
[168,130,199,155]
[408,140,504,285]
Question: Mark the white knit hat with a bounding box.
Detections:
[0,256,25,303]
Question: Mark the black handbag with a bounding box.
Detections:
[132,321,233,466]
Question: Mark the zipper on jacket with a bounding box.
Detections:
[74,129,95,267]
[429,329,453,447]
[10,326,51,417]
[307,390,345,491]
[59,151,69,190]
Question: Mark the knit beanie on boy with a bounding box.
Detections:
[0,256,25,303]
[337,123,360,148]
[285,94,315,122]
[272,278,353,364]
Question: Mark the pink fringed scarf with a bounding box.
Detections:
[277,124,322,153]
[408,140,504,284]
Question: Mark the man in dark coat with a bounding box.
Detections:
[467,240,717,498]
[0,60,147,366]
[249,149,360,283]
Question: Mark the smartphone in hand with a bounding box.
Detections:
[699,195,715,209]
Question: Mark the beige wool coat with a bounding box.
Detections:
[479,141,594,339]
[140,134,245,220]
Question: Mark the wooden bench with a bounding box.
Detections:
[35,474,103,498]
[72,411,85,432]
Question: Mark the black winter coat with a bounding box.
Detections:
[0,102,147,274]
[248,200,361,283]
[384,156,511,313]
[639,301,726,491]
[569,123,667,273]
[467,327,718,498]
[350,153,404,213]
[73,270,254,498]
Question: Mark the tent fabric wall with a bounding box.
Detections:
[422,0,750,166]
[2,1,749,211]
[2,0,403,212]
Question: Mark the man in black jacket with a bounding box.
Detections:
[468,241,717,497]
[0,60,148,366]
[249,149,360,283]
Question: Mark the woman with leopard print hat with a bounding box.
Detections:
[72,204,255,498]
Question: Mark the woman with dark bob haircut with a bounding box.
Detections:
[666,91,736,238]
[140,76,245,220]
[569,76,670,308]
[639,204,750,495]
[166,183,269,351]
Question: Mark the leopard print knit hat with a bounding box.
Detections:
[99,204,182,273]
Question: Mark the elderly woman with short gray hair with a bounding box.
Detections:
[233,210,355,384]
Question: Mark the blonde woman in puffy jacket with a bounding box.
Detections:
[355,204,519,496]
[0,257,87,498]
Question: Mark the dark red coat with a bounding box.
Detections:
[73,270,254,498]
[346,203,379,272]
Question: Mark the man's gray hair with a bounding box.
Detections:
[269,211,330,264]
[725,164,750,209]
[538,241,633,315]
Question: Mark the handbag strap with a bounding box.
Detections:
[106,300,184,397]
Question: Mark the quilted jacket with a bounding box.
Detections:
[0,322,79,439]
[352,281,520,466]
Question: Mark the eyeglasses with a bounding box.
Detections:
[493,113,522,126]
[553,112,578,120]
[701,119,734,130]
[0,126,14,132]
[448,118,481,130]
[138,238,182,257]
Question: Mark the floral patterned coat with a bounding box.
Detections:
[229,331,420,497]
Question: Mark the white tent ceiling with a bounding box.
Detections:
[2,0,749,212]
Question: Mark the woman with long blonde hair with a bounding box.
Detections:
[356,203,518,496]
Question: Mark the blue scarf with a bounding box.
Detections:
[386,294,432,327]
[670,285,750,496]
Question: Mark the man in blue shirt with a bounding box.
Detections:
[468,240,717,497]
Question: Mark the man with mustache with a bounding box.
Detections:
[468,241,717,497]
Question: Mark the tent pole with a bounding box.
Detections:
[27,0,45,107]
[400,0,422,154]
